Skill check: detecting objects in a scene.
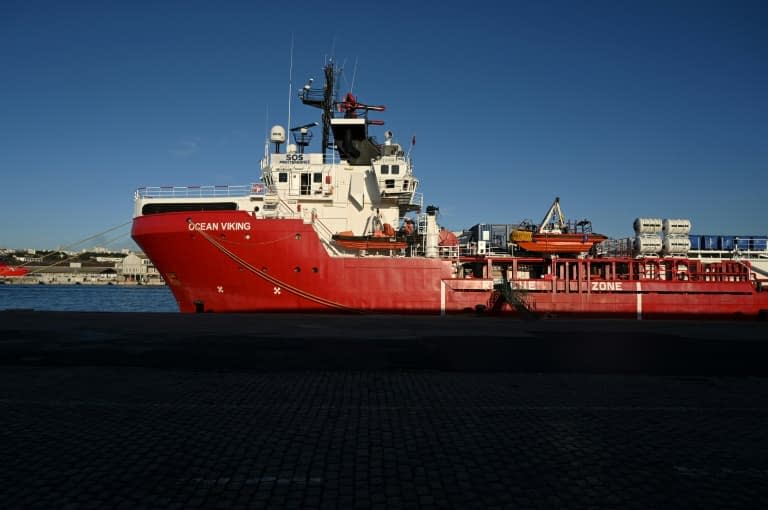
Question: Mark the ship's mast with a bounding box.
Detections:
[299,60,385,164]
[321,63,336,162]
[299,60,338,163]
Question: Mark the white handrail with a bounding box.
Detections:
[136,184,254,199]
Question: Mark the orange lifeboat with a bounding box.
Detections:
[332,223,407,251]
[513,232,608,254]
[511,197,607,254]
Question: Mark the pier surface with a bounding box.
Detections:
[1,311,767,508]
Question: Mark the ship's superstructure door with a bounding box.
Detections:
[300,173,311,196]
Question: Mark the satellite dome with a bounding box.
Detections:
[270,125,286,144]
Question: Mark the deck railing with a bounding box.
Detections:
[135,184,260,199]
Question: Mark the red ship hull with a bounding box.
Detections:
[132,211,768,319]
[133,211,451,313]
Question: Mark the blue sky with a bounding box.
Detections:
[1,0,766,250]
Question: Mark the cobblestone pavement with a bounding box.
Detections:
[2,369,768,509]
[1,312,768,508]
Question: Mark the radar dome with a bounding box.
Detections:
[270,125,286,144]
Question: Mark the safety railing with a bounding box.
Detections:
[135,184,259,199]
[411,192,424,210]
[309,214,343,256]
[438,245,460,260]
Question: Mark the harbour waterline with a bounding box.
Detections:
[0,284,177,312]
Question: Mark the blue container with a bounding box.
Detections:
[689,235,701,250]
[701,235,718,250]
[750,237,767,251]
[719,236,735,250]
[736,237,750,250]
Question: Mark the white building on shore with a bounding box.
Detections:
[117,253,162,283]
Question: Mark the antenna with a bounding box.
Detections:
[263,104,270,158]
[264,104,269,141]
[406,134,416,160]
[350,57,358,94]
[287,34,294,142]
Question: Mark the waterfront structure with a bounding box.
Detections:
[1,252,163,285]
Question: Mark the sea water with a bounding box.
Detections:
[0,285,178,312]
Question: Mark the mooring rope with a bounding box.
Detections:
[9,220,133,272]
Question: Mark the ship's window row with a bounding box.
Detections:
[380,164,400,175]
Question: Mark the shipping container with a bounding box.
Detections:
[719,236,735,250]
[701,235,719,250]
[750,237,767,251]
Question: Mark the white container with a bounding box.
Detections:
[662,218,691,235]
[662,236,691,255]
[633,218,662,234]
[633,235,662,255]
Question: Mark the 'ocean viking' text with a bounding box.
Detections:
[188,222,251,231]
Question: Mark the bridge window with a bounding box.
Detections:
[278,172,288,183]
[385,179,395,189]
[381,165,389,174]
[313,172,322,183]
[391,164,400,175]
